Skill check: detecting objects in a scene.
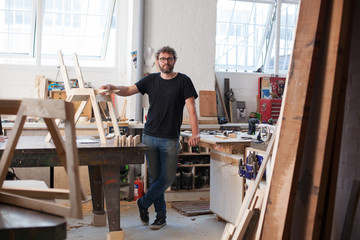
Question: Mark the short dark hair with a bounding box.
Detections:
[155,46,177,60]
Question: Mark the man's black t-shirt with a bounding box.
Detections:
[135,72,198,138]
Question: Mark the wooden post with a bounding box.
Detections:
[262,0,354,238]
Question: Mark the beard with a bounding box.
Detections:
[159,63,174,74]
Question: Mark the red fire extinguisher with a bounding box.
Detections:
[134,177,144,201]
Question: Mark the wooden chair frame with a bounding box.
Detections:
[0,99,83,218]
[45,50,120,144]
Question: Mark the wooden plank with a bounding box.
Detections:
[57,50,72,94]
[34,75,48,99]
[133,135,140,146]
[2,186,70,199]
[63,102,83,218]
[73,53,86,88]
[126,135,133,147]
[254,126,279,240]
[234,209,254,240]
[243,209,260,240]
[261,0,329,238]
[44,118,67,168]
[230,131,276,239]
[320,18,352,236]
[215,76,230,121]
[89,92,107,144]
[261,0,355,238]
[121,99,127,120]
[199,90,217,117]
[0,100,22,115]
[107,102,121,137]
[21,99,67,119]
[120,135,126,147]
[0,192,72,217]
[288,0,355,238]
[0,113,26,187]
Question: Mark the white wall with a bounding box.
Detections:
[127,0,217,119]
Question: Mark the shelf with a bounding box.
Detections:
[144,141,211,195]
[167,188,210,192]
[178,164,210,167]
[179,152,210,156]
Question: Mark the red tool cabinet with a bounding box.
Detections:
[257,77,286,123]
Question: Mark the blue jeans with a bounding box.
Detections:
[140,134,179,219]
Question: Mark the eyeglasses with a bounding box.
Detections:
[158,57,175,63]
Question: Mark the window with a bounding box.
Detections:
[216,0,299,73]
[0,0,35,56]
[265,3,299,72]
[0,0,117,66]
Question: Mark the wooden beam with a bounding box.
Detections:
[288,0,354,238]
[231,131,276,239]
[2,187,70,199]
[0,191,72,217]
[21,99,67,119]
[262,0,354,238]
[261,0,328,238]
[63,102,83,218]
[215,76,229,122]
[0,100,22,115]
[0,113,26,187]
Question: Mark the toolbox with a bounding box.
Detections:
[257,77,286,123]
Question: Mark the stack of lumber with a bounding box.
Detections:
[221,0,356,238]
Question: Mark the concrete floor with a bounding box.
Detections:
[66,200,226,240]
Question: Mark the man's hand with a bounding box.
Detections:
[188,134,200,147]
[99,84,112,95]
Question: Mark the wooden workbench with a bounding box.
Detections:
[182,131,255,154]
[0,136,148,234]
[182,131,257,224]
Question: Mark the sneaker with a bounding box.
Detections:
[150,217,167,230]
[136,199,149,225]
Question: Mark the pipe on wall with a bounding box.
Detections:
[275,0,282,76]
[135,0,145,122]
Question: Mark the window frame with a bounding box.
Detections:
[0,0,117,67]
[215,0,299,74]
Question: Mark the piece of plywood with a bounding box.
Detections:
[199,90,217,117]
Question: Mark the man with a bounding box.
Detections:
[100,46,200,230]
